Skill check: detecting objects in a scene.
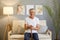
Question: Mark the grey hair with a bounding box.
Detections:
[29,8,35,12]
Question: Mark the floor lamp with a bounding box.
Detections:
[3,7,13,40]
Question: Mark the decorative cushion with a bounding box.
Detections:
[38,20,48,33]
[12,20,25,34]
[38,25,48,34]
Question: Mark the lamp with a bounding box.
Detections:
[3,7,13,15]
[3,6,13,40]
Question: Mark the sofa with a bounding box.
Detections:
[8,20,52,40]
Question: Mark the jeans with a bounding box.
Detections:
[24,33,39,40]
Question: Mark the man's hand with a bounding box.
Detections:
[27,25,33,29]
[24,24,33,30]
[31,24,40,30]
[25,24,40,30]
[31,27,37,30]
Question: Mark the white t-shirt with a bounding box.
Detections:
[25,17,40,33]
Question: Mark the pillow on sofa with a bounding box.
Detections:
[12,20,25,34]
[12,25,25,34]
[38,25,48,34]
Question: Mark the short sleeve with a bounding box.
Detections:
[25,18,28,24]
[37,18,40,25]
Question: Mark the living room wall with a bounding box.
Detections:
[0,0,59,40]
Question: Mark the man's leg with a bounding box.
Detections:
[33,33,39,40]
[24,33,30,40]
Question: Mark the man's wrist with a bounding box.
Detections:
[31,27,37,30]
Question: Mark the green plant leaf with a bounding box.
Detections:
[43,5,54,18]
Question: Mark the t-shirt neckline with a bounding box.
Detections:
[28,16,35,20]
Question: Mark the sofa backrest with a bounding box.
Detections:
[12,20,48,34]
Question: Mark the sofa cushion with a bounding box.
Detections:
[10,34,50,39]
[12,20,25,34]
[38,34,51,39]
[10,35,24,39]
[38,25,48,34]
[38,20,48,33]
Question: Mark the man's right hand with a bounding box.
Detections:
[24,24,33,30]
[27,25,33,29]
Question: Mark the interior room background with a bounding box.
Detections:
[0,0,60,40]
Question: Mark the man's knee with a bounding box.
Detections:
[24,33,30,40]
[33,33,39,40]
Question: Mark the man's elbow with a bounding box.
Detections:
[37,27,40,30]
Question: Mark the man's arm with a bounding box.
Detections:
[24,24,32,30]
[35,24,40,30]
[31,24,40,30]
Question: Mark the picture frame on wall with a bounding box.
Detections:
[26,5,34,15]
[35,5,43,15]
[17,5,25,15]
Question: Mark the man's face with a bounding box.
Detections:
[29,10,35,16]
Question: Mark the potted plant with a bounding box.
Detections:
[43,1,60,39]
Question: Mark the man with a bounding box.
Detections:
[24,8,40,40]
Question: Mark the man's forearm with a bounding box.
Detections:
[31,25,40,30]
[25,24,40,30]
[25,24,32,30]
[35,27,40,30]
[26,26,31,29]
[32,27,39,30]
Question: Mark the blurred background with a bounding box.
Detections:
[0,0,60,40]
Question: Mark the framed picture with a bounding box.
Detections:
[35,5,43,15]
[26,5,34,15]
[39,20,47,26]
[17,5,25,15]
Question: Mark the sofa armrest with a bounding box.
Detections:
[8,30,12,35]
[47,30,52,37]
[8,30,12,37]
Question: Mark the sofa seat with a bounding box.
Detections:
[10,35,24,39]
[38,34,51,39]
